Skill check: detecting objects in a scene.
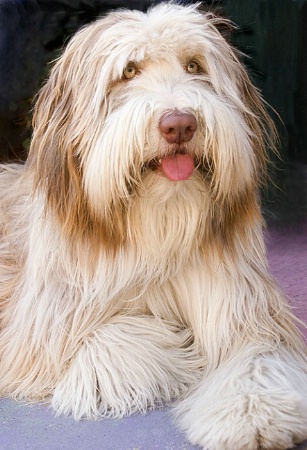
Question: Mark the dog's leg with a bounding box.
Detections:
[175,346,307,450]
[52,316,202,419]
[143,251,307,450]
[171,261,307,450]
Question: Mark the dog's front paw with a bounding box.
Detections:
[176,398,303,450]
[175,350,307,450]
[176,391,306,450]
[52,317,202,419]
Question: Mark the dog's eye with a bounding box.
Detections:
[186,60,201,74]
[123,62,138,79]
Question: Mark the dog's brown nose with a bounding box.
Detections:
[159,112,197,144]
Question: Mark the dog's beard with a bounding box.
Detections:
[126,169,210,274]
[83,84,255,222]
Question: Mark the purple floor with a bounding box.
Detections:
[0,222,307,450]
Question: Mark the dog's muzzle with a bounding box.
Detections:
[158,112,197,181]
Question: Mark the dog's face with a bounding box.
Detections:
[28,3,275,254]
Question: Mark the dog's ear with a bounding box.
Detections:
[200,12,278,251]
[203,12,277,191]
[27,16,127,254]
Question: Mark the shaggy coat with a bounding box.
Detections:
[0,4,306,449]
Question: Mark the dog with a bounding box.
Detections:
[0,3,306,449]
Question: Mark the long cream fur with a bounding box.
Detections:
[0,3,306,449]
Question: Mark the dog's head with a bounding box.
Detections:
[28,3,276,254]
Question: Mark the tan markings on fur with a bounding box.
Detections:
[0,5,306,449]
[28,72,127,255]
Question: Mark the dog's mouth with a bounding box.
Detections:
[147,151,197,181]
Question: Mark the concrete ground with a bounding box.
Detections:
[1,167,307,450]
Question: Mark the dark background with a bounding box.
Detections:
[0,0,306,224]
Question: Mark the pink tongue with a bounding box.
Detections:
[161,154,195,181]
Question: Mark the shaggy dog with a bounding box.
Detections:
[0,3,306,449]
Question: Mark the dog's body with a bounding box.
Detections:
[0,3,306,449]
